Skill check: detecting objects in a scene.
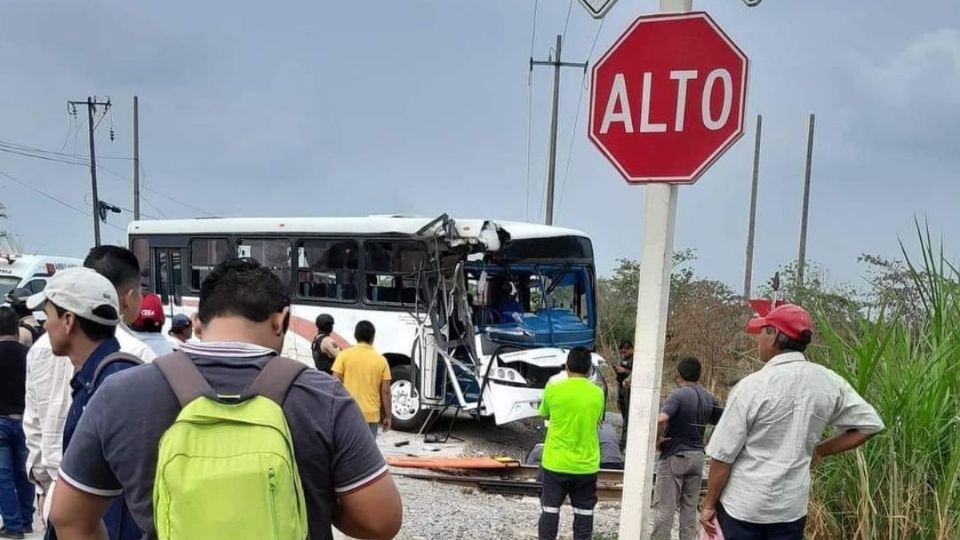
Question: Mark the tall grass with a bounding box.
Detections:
[808,226,960,539]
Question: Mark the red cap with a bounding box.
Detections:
[133,293,165,330]
[745,303,812,340]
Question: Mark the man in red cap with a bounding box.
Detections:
[129,293,175,357]
[699,304,884,539]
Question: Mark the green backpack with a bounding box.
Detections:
[153,352,309,540]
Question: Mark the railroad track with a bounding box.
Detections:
[391,469,625,501]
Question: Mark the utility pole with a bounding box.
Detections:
[797,113,815,288]
[531,35,587,225]
[68,96,111,246]
[133,96,140,220]
[743,114,762,298]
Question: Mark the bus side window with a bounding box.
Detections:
[238,238,292,286]
[363,241,425,306]
[190,238,231,291]
[296,239,359,302]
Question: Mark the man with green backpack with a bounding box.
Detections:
[48,258,403,540]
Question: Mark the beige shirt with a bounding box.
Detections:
[705,352,884,524]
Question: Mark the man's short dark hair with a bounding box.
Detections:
[566,346,592,375]
[776,330,812,353]
[0,306,19,337]
[355,320,375,344]
[84,245,141,291]
[198,259,290,325]
[619,340,633,349]
[315,314,335,334]
[677,357,702,382]
[52,303,118,342]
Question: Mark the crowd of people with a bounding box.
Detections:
[536,303,884,540]
[0,243,885,540]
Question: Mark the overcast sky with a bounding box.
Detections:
[0,0,957,292]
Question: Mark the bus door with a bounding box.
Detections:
[153,248,185,322]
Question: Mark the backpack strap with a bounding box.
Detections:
[92,351,144,388]
[155,352,216,407]
[243,356,307,406]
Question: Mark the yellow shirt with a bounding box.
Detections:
[331,343,391,422]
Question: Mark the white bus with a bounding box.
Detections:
[128,215,599,430]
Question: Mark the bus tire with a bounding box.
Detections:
[390,365,429,432]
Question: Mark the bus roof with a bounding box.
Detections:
[128,217,589,241]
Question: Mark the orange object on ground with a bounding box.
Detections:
[387,456,520,470]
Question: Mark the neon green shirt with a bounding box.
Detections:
[539,376,605,474]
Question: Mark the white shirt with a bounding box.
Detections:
[23,325,158,484]
[705,352,884,524]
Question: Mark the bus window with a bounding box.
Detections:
[132,238,151,290]
[296,239,359,302]
[190,238,231,291]
[238,238,292,286]
[364,241,425,306]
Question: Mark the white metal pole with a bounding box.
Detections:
[618,1,690,538]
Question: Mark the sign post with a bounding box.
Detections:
[586,2,748,537]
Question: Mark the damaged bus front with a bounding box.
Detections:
[392,217,599,430]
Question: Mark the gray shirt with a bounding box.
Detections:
[59,341,387,540]
[660,383,721,458]
[705,352,884,524]
[129,331,176,357]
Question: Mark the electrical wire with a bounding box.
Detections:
[0,169,125,232]
[562,0,574,44]
[524,0,539,222]
[555,17,606,223]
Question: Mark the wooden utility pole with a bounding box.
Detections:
[68,97,111,246]
[797,113,815,288]
[531,35,587,225]
[133,96,140,220]
[743,114,762,298]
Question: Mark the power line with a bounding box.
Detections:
[561,0,574,43]
[556,17,605,223]
[0,169,125,232]
[524,0,539,222]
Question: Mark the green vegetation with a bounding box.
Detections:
[807,226,960,539]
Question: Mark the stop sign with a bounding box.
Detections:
[589,12,748,184]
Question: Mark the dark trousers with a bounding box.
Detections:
[718,503,806,540]
[0,417,35,535]
[538,469,597,540]
[617,388,629,443]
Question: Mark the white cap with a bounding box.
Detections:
[26,267,121,326]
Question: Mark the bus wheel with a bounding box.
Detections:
[390,365,429,432]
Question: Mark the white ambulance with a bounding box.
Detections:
[0,253,83,300]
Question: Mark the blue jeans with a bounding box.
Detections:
[0,417,35,534]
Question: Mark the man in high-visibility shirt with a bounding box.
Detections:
[537,346,605,540]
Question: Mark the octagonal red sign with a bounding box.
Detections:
[589,12,748,184]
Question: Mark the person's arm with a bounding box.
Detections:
[656,412,670,448]
[538,385,552,421]
[813,429,874,468]
[818,375,884,467]
[331,354,345,382]
[321,338,341,359]
[48,479,112,540]
[702,383,752,525]
[23,346,49,486]
[699,459,731,535]
[379,380,392,431]
[334,473,402,539]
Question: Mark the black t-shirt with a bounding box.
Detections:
[616,354,633,384]
[0,339,28,416]
[660,384,723,458]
